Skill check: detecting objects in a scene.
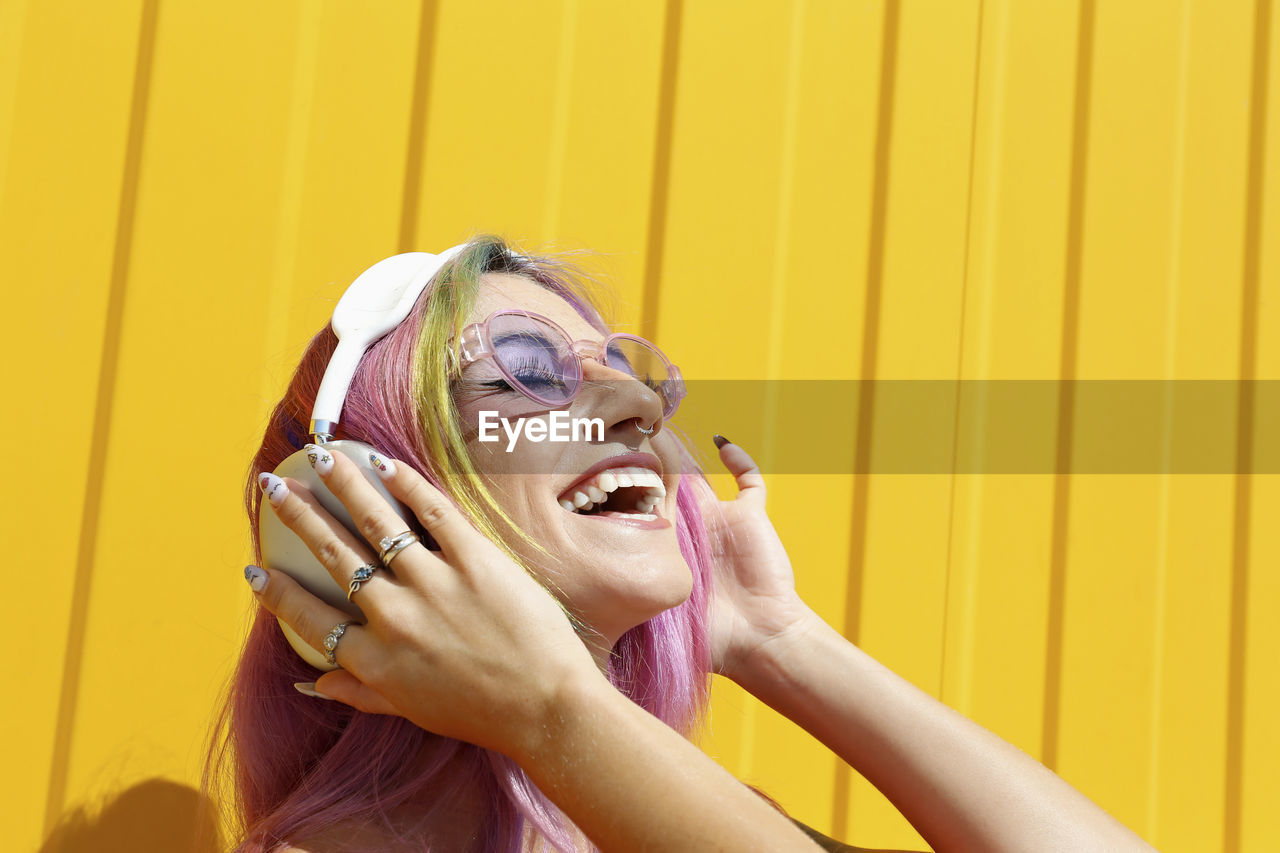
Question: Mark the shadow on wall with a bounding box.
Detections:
[39,778,222,853]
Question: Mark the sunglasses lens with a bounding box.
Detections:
[486,313,579,406]
[604,336,683,417]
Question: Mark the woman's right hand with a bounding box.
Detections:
[251,448,827,852]
[250,447,603,759]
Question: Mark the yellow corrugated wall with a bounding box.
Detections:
[5,1,1277,850]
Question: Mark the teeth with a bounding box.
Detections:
[558,465,668,515]
[560,467,666,499]
[628,468,664,490]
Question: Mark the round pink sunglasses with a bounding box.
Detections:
[453,309,686,418]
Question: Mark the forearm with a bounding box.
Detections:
[511,672,822,853]
[732,613,1154,852]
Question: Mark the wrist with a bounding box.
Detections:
[505,664,620,767]
[726,603,833,698]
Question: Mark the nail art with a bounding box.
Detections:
[369,451,396,478]
[244,565,268,592]
[304,443,334,476]
[258,472,289,506]
[294,682,335,701]
[713,434,731,449]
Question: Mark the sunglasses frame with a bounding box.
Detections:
[454,309,686,418]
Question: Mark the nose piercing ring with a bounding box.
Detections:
[635,419,655,436]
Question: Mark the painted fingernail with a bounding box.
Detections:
[244,565,268,592]
[294,682,335,701]
[712,434,731,449]
[369,451,396,478]
[258,472,289,506]
[304,443,334,476]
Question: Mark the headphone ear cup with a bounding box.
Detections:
[258,440,421,671]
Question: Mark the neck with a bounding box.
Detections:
[582,628,619,673]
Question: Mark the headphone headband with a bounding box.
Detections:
[310,246,466,441]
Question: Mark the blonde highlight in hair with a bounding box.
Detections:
[408,235,616,631]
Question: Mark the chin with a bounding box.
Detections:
[571,555,695,643]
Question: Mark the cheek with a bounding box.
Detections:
[470,472,566,564]
[557,533,691,597]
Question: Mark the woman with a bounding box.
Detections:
[220,236,1152,851]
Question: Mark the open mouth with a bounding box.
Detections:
[556,467,666,521]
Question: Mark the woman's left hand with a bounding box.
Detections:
[700,437,817,682]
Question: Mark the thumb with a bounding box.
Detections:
[310,670,402,716]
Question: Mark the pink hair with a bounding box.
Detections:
[211,237,715,852]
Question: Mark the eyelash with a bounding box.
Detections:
[493,357,563,388]
[475,358,661,396]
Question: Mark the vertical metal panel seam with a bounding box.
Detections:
[831,0,899,839]
[939,0,986,710]
[398,0,440,252]
[763,0,805,382]
[43,0,159,837]
[1145,0,1196,838]
[1042,0,1095,774]
[541,0,577,239]
[1223,0,1270,847]
[760,0,806,473]
[639,0,682,341]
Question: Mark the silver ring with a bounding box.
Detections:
[378,530,420,566]
[347,563,380,600]
[635,419,655,436]
[322,621,352,666]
